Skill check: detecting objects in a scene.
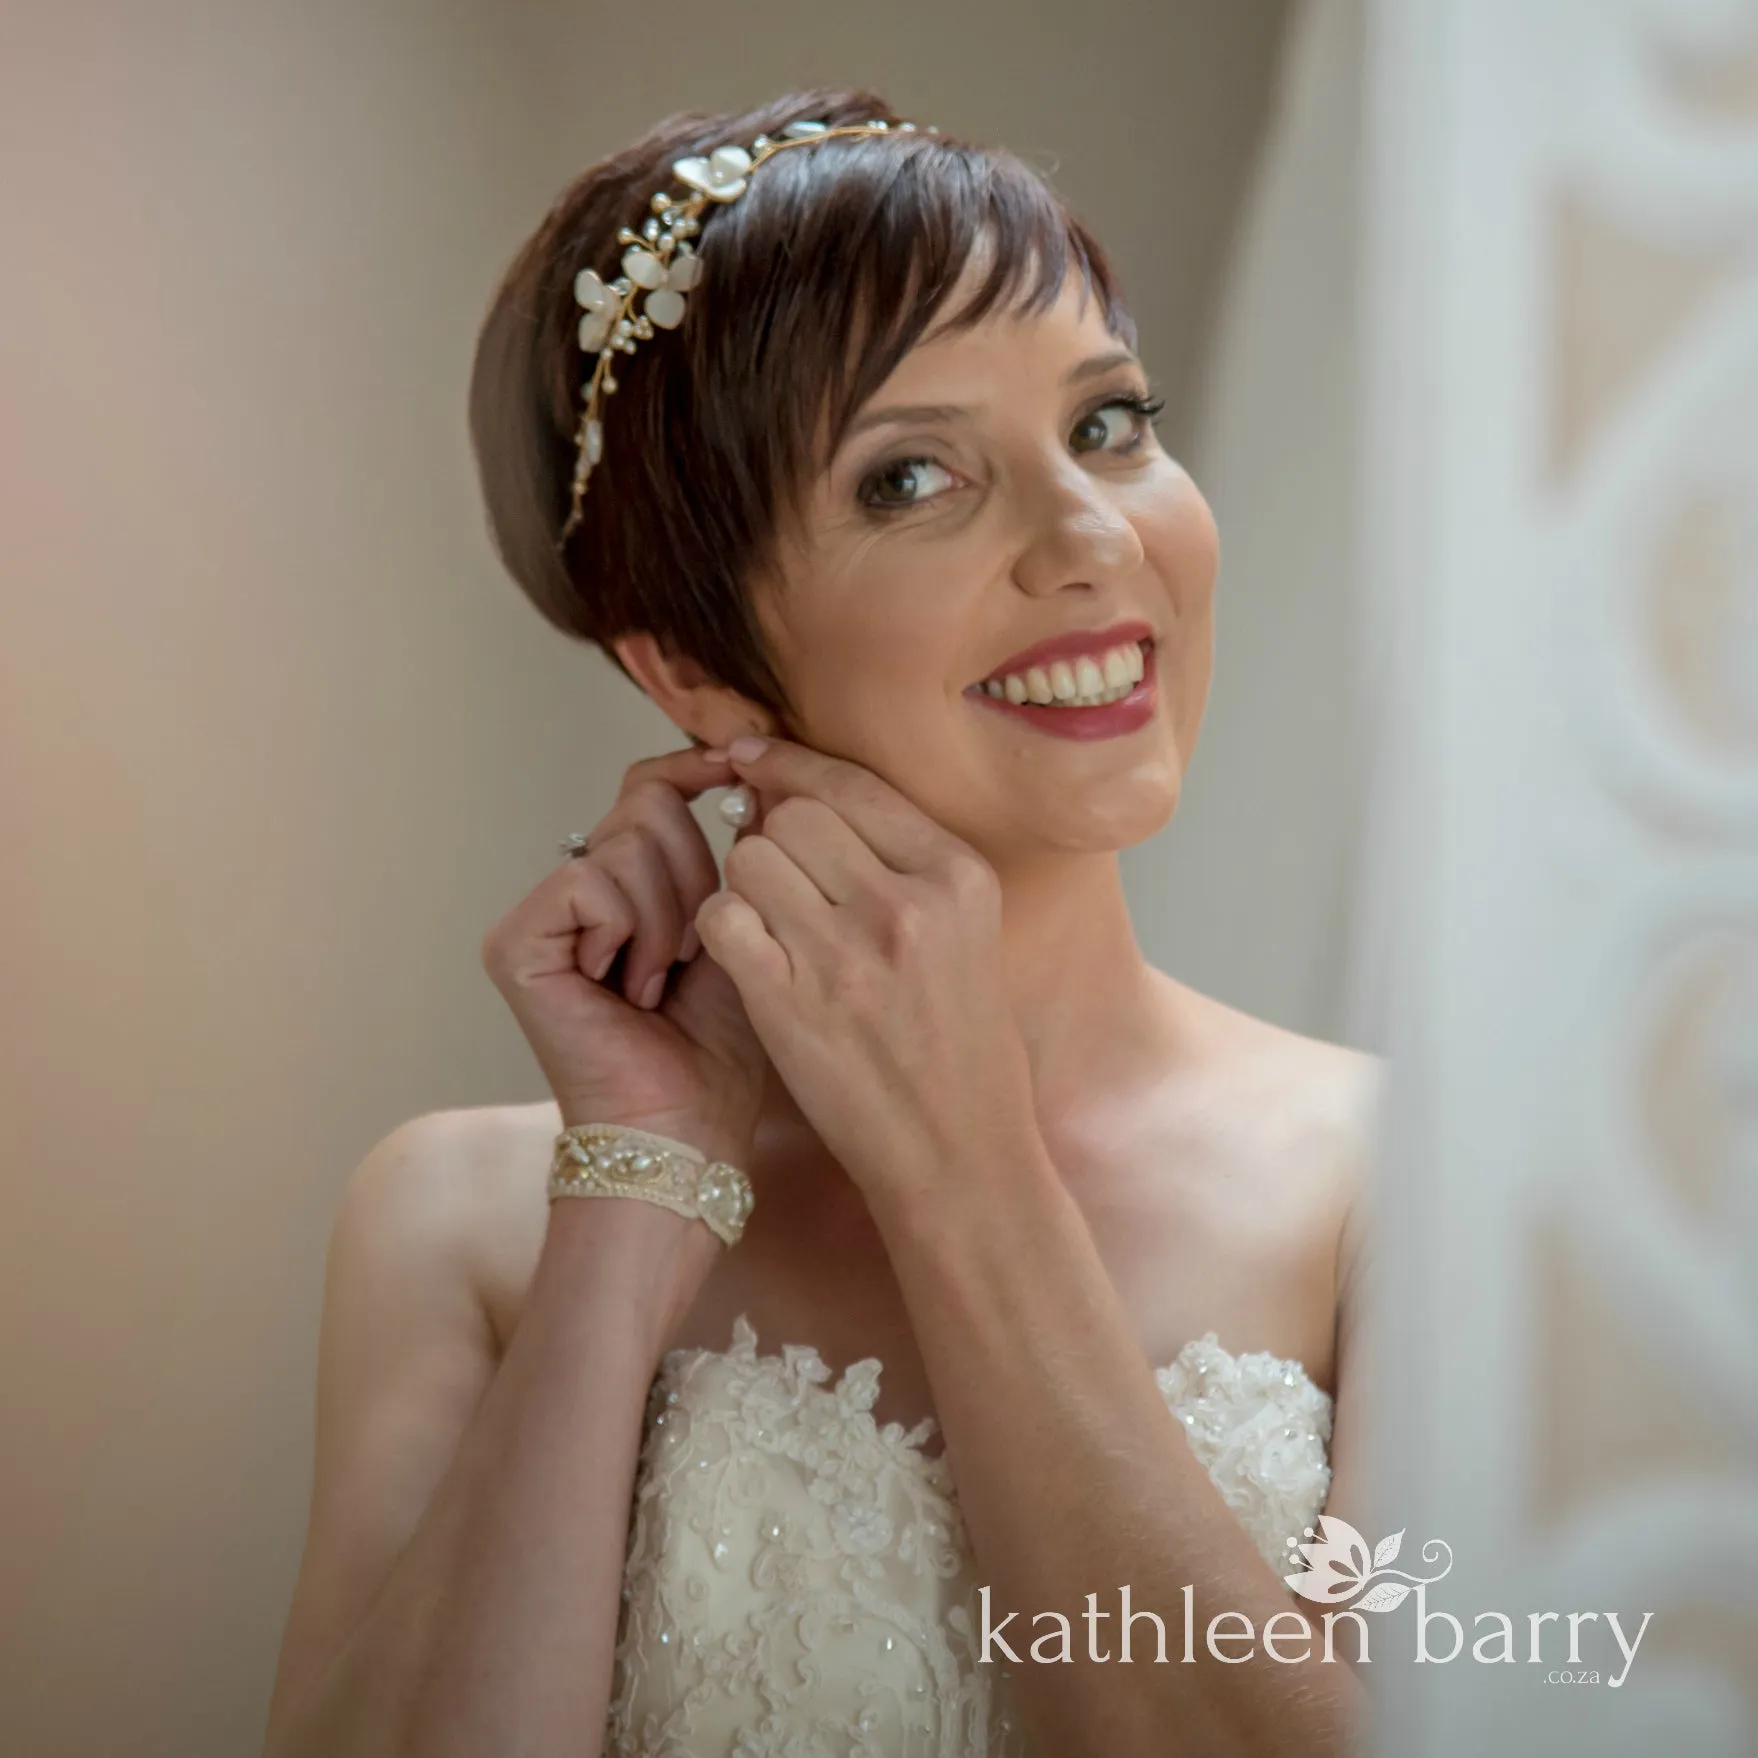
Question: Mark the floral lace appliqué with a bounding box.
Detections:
[603,1315,1333,1758]
[1154,1331,1334,1585]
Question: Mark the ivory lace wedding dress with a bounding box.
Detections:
[601,1312,1334,1757]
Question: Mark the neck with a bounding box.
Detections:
[992,848,1178,1116]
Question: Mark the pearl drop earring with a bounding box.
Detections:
[716,783,756,829]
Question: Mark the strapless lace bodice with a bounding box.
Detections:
[604,1314,1333,1757]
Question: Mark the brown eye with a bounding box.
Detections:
[1071,402,1144,454]
[860,456,955,511]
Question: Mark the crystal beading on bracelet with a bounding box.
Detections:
[549,1121,755,1247]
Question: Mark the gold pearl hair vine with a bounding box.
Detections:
[557,116,931,547]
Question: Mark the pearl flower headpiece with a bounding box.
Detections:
[557,116,929,548]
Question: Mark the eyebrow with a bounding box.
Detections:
[841,347,1144,443]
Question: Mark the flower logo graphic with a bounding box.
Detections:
[1283,1515,1453,1612]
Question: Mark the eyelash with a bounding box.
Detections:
[858,391,1167,514]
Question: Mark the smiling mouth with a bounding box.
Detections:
[967,636,1155,708]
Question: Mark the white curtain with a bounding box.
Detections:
[1124,0,1378,1048]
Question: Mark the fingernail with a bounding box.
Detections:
[591,945,616,982]
[679,923,700,960]
[728,735,767,762]
[638,972,664,1009]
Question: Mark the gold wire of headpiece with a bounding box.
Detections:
[556,116,929,548]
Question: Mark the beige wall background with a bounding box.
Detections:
[0,4,1375,1753]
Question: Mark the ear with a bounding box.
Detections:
[611,630,780,747]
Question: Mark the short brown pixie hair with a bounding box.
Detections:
[467,87,1136,726]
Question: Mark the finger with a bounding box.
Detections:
[724,736,944,873]
[752,795,886,906]
[694,888,793,1006]
[721,829,838,953]
[484,854,635,989]
[609,743,736,817]
[606,777,723,956]
[589,824,687,1006]
[567,862,640,984]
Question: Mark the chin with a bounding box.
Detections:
[977,775,1183,860]
[1067,792,1180,853]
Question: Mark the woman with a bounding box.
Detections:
[263,87,1379,1758]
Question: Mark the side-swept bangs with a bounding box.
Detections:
[677,130,1138,527]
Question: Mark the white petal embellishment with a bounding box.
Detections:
[781,118,828,138]
[644,287,686,330]
[673,146,750,202]
[574,267,612,311]
[578,310,612,351]
[622,247,665,289]
[585,418,603,464]
[666,252,703,291]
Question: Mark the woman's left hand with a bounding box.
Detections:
[692,736,1036,1204]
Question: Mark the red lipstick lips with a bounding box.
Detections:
[964,618,1159,743]
[975,618,1156,685]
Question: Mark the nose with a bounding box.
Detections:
[1008,463,1146,597]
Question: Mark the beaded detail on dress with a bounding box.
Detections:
[603,1313,1333,1758]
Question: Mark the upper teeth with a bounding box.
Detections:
[979,639,1147,707]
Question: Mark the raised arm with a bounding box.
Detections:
[679,735,1378,1756]
[264,742,771,1756]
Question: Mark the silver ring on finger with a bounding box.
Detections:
[558,830,593,860]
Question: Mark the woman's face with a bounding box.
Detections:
[755,265,1219,865]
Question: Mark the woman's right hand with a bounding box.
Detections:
[480,745,769,1167]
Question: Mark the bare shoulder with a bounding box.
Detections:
[453,1098,563,1347]
[1168,976,1384,1158]
[1258,1015,1383,1175]
[267,1105,556,1742]
[1218,1002,1385,1285]
[341,1099,561,1349]
[1150,975,1385,1275]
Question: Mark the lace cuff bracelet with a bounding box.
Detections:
[549,1121,755,1247]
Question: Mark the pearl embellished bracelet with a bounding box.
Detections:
[549,1121,755,1247]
